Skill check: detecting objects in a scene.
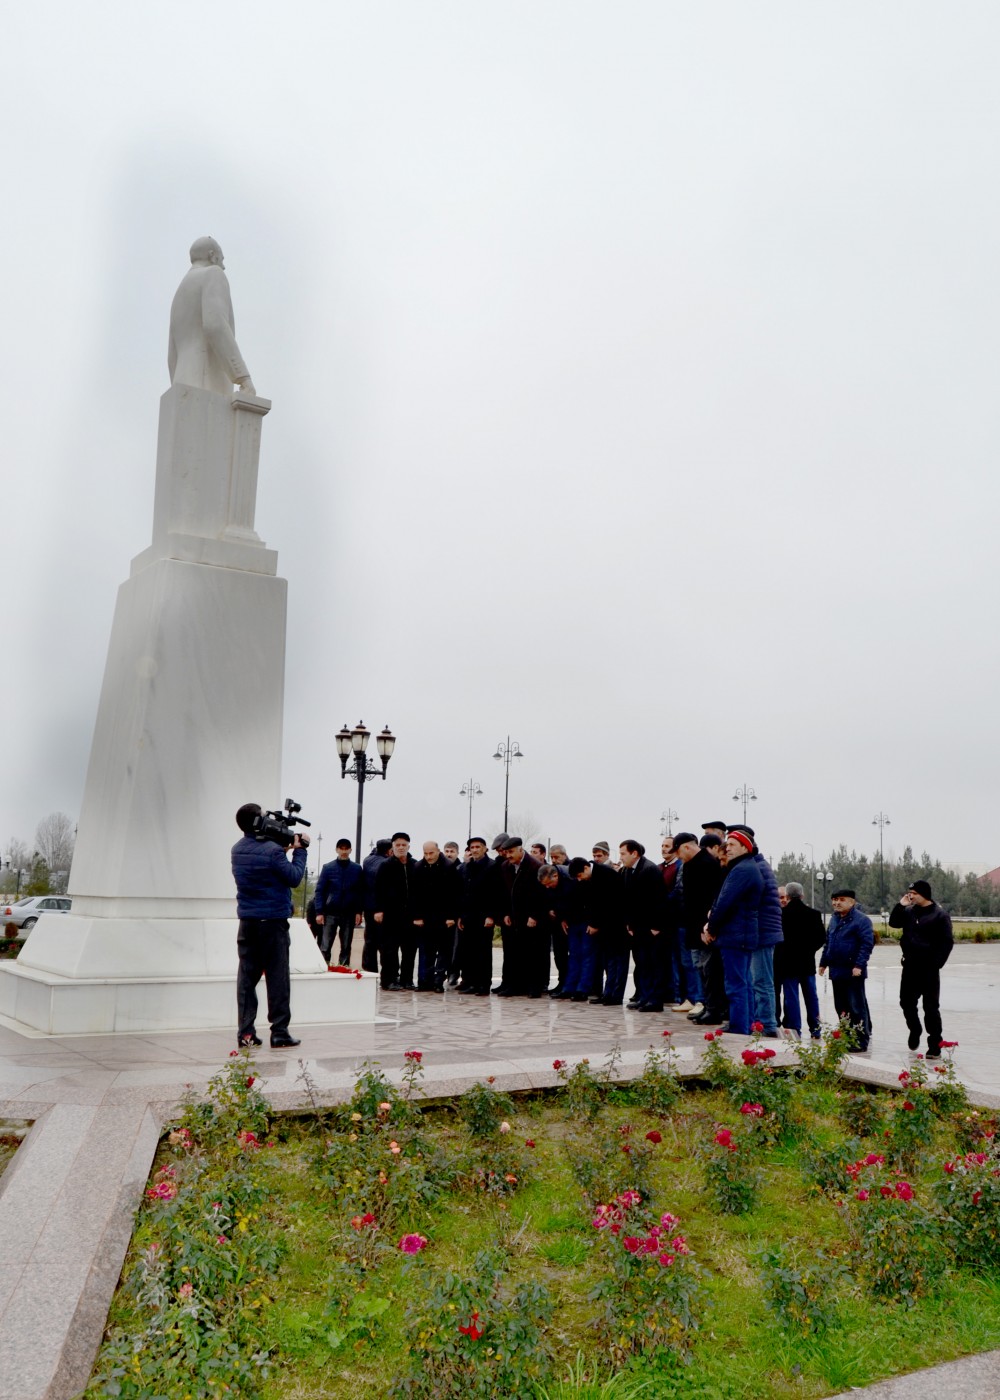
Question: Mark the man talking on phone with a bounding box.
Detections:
[231,802,309,1049]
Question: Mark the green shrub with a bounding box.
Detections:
[758,1240,849,1335]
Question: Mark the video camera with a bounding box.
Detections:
[252,798,312,848]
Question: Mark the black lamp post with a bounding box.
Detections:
[660,808,678,837]
[337,721,396,857]
[872,811,891,906]
[492,736,523,831]
[732,784,757,825]
[816,869,835,926]
[459,780,483,841]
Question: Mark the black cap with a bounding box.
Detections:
[491,832,510,850]
[727,823,756,841]
[469,836,487,846]
[500,835,524,851]
[701,820,728,831]
[831,888,856,900]
[671,831,699,847]
[909,880,933,900]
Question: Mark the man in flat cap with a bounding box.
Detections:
[888,880,954,1058]
[494,837,549,997]
[819,890,873,1050]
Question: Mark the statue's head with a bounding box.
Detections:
[189,236,224,269]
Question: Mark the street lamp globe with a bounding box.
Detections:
[335,724,353,760]
[376,726,396,762]
[351,721,371,755]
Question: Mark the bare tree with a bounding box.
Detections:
[1,839,33,897]
[34,813,75,891]
[483,811,543,847]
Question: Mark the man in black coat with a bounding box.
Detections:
[412,841,461,991]
[494,836,548,997]
[672,833,725,1024]
[888,879,954,1058]
[619,839,666,1012]
[568,856,629,1003]
[373,832,420,990]
[361,838,392,974]
[457,837,495,995]
[777,882,826,1039]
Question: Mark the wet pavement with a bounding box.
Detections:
[0,941,997,1400]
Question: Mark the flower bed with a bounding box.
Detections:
[84,1031,1000,1399]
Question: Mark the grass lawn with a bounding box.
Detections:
[85,1038,1000,1399]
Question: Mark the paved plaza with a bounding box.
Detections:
[1,943,998,1399]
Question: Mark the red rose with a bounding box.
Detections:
[751,1021,764,1033]
[552,1059,565,1070]
[831,1030,841,1039]
[525,1139,535,1148]
[704,1032,715,1041]
[714,1128,733,1148]
[646,1130,662,1143]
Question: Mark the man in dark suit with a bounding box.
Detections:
[493,836,548,997]
[619,839,666,1012]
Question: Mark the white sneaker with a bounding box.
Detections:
[685,1002,704,1018]
[671,1000,694,1013]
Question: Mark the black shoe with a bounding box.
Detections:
[907,1029,921,1051]
[238,1034,262,1047]
[627,998,642,1008]
[474,988,491,996]
[548,984,565,998]
[690,1011,719,1024]
[528,991,544,999]
[588,995,604,1004]
[926,1048,942,1060]
[448,975,460,987]
[381,981,403,991]
[492,986,514,996]
[456,983,476,994]
[400,982,416,990]
[718,1022,731,1033]
[570,993,589,1002]
[270,1035,301,1048]
[639,1003,664,1013]
[432,985,444,993]
[601,997,623,1006]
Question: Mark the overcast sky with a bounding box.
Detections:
[3,2,999,873]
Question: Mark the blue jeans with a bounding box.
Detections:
[751,946,779,1033]
[720,946,753,1035]
[782,975,821,1037]
[679,941,704,1004]
[563,923,596,996]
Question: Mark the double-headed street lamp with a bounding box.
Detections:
[872,811,891,907]
[459,780,483,842]
[336,721,396,857]
[660,809,678,837]
[492,736,523,832]
[733,784,757,825]
[816,869,835,925]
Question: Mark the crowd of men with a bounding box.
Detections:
[308,823,956,1057]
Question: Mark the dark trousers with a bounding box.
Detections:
[319,912,354,964]
[698,944,728,1022]
[500,920,549,994]
[237,918,291,1040]
[782,975,821,1037]
[601,944,630,1003]
[550,921,568,988]
[361,912,380,973]
[899,959,943,1052]
[831,975,871,1050]
[459,921,494,990]
[563,922,595,996]
[632,928,665,1007]
[417,920,452,989]
[378,918,418,988]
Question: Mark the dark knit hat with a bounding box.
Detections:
[592,840,611,855]
[909,880,933,901]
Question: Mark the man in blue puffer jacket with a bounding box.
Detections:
[704,830,762,1035]
[819,889,873,1050]
[728,824,784,1038]
[231,802,308,1049]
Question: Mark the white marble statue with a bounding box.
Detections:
[168,236,257,396]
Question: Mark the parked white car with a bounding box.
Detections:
[2,895,72,938]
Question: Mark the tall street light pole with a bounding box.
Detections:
[492,736,523,832]
[336,721,396,857]
[732,784,757,825]
[459,780,483,841]
[660,808,678,837]
[872,811,891,908]
[805,841,815,908]
[816,869,835,927]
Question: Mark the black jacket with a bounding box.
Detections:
[579,862,625,940]
[776,897,826,980]
[501,853,546,925]
[460,854,495,927]
[679,850,725,948]
[374,854,418,923]
[889,900,954,969]
[621,855,664,932]
[363,850,389,914]
[413,857,461,924]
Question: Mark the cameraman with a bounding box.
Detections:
[231,802,308,1049]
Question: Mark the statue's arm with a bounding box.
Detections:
[167,327,177,382]
[201,270,256,394]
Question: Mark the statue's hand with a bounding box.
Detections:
[236,375,257,397]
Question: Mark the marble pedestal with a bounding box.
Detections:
[0,384,375,1036]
